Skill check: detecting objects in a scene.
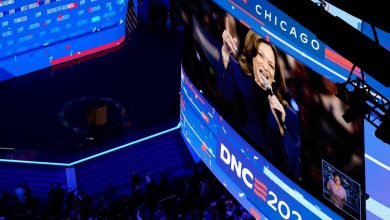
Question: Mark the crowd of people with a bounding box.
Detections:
[0,163,254,219]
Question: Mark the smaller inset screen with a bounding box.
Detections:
[323,160,361,219]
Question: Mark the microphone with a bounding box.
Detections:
[264,79,287,132]
[263,78,274,96]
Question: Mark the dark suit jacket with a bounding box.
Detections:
[217,54,302,178]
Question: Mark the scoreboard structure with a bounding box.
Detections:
[0,0,128,81]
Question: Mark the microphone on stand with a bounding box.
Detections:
[263,79,287,131]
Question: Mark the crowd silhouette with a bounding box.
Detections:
[0,163,254,219]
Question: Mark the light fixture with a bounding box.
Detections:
[375,112,390,144]
[335,76,389,144]
[341,88,371,123]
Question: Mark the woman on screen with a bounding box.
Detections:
[217,16,301,178]
[327,174,347,209]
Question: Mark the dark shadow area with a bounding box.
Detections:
[0,20,184,163]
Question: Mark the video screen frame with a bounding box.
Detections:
[180,0,365,218]
[322,159,361,220]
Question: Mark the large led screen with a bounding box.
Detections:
[0,0,128,82]
[365,121,390,219]
[180,0,365,219]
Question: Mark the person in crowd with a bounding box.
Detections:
[131,171,141,193]
[14,184,25,203]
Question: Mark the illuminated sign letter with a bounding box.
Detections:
[300,33,308,43]
[280,20,287,31]
[289,27,297,38]
[311,40,320,50]
[264,10,272,22]
[220,143,230,165]
[231,154,242,178]
[255,5,262,16]
[242,168,253,189]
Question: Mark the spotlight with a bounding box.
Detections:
[336,78,388,141]
[337,84,371,123]
[335,82,349,103]
[342,107,369,123]
[375,112,390,145]
[342,102,371,123]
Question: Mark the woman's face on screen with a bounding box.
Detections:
[253,42,276,90]
[335,175,341,186]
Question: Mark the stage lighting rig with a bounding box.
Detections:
[267,0,390,86]
[336,76,389,143]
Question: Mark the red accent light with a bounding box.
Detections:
[325,48,362,77]
[239,20,251,29]
[50,36,125,65]
[253,188,267,202]
[250,208,261,220]
[201,112,209,123]
[183,78,206,105]
[68,2,78,9]
[254,183,267,196]
[180,95,186,110]
[254,177,268,190]
[201,144,212,158]
[228,0,265,26]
